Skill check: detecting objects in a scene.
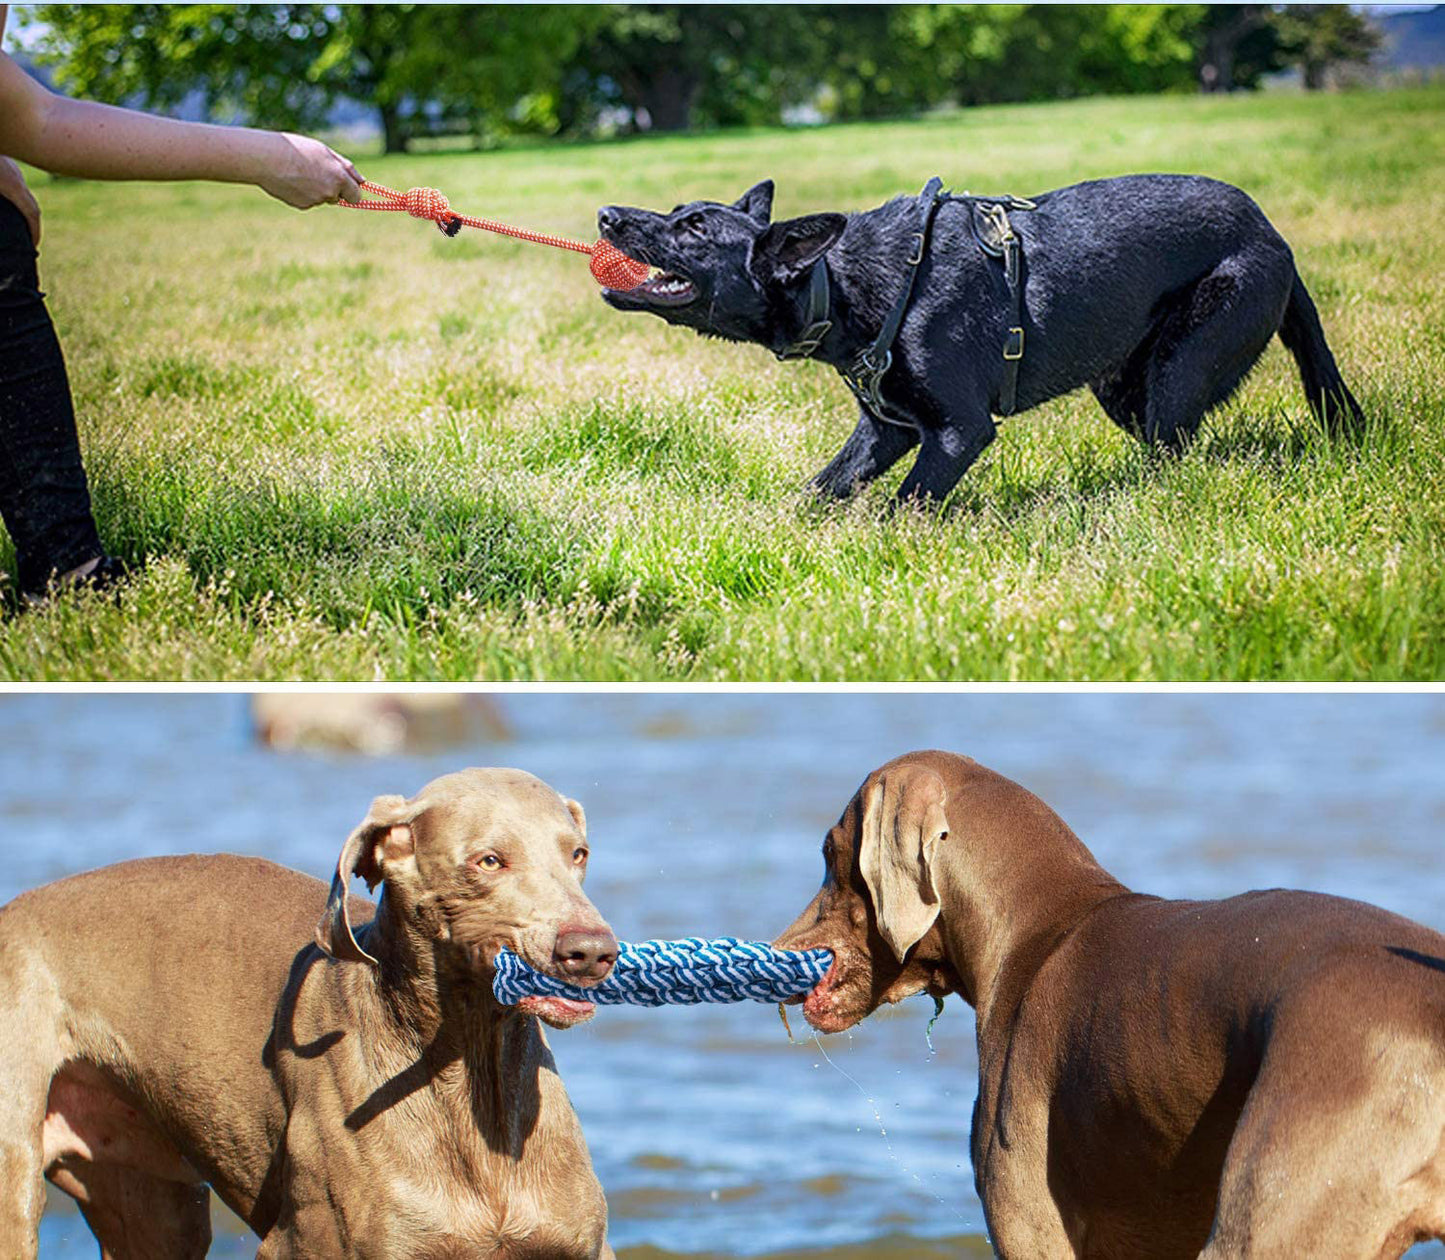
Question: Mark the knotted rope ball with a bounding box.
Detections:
[400,185,459,235]
[589,239,650,290]
[339,180,650,290]
[493,937,833,1008]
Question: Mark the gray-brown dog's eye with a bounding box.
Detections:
[475,854,502,872]
[572,848,588,866]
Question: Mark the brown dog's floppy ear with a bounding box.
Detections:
[858,765,949,963]
[565,797,587,838]
[316,793,414,967]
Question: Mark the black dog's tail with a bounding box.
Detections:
[1278,267,1365,433]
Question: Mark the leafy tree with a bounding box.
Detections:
[313,5,598,149]
[28,5,337,128]
[558,4,818,133]
[1195,5,1290,92]
[22,1,1386,151]
[27,4,590,152]
[803,6,1200,120]
[1272,5,1382,89]
[799,5,941,121]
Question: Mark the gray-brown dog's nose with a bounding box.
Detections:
[554,926,618,983]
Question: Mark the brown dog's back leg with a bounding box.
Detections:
[48,1163,212,1260]
[1201,1003,1445,1260]
[40,1061,213,1259]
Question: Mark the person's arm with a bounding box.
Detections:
[0,11,361,209]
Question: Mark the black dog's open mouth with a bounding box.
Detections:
[605,269,698,308]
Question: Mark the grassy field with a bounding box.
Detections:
[2,87,1443,679]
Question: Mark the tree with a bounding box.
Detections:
[28,5,337,128]
[1272,5,1382,89]
[559,5,818,133]
[797,5,941,121]
[817,6,1200,115]
[1194,5,1293,92]
[27,4,591,153]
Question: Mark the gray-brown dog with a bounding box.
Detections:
[0,767,619,1260]
[774,750,1445,1259]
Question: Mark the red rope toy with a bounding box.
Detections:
[336,180,650,291]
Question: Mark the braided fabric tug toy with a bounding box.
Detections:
[494,937,832,1008]
[337,180,650,291]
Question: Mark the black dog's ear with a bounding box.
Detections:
[733,179,774,223]
[752,213,847,284]
[316,793,416,967]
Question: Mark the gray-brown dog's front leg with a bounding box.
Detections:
[0,1032,52,1258]
[0,1150,42,1259]
[809,406,920,499]
[895,416,996,506]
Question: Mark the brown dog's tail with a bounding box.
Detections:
[1279,267,1366,434]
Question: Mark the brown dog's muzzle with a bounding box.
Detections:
[553,924,618,984]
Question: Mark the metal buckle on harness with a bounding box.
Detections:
[1003,327,1025,361]
[777,320,833,361]
[907,232,926,266]
[982,203,1015,247]
[846,347,893,411]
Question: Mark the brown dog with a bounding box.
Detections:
[0,768,619,1259]
[774,750,1445,1259]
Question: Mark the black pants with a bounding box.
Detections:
[0,195,103,596]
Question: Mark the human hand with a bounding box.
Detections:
[0,156,40,246]
[259,133,362,210]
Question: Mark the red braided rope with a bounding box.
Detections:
[337,180,649,290]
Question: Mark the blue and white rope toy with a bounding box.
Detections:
[493,937,832,1007]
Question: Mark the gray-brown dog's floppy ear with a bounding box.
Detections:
[752,213,847,284]
[565,797,587,838]
[733,179,774,223]
[316,794,413,967]
[858,765,949,963]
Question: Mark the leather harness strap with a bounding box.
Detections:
[778,177,1037,419]
[839,176,948,415]
[776,259,833,361]
[970,196,1036,416]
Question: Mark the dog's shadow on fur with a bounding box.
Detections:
[262,940,545,1151]
[1386,945,1445,976]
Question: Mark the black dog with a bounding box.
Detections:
[598,176,1363,504]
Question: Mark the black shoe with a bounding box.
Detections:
[21,553,135,608]
[82,554,132,593]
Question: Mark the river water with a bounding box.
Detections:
[4,692,1443,1258]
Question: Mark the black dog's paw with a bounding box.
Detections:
[805,472,859,502]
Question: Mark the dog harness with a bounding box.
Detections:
[779,177,1037,417]
[493,937,832,1007]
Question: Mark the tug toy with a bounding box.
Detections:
[337,180,650,290]
[493,937,832,1007]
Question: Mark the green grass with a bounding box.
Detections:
[3,88,1443,679]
